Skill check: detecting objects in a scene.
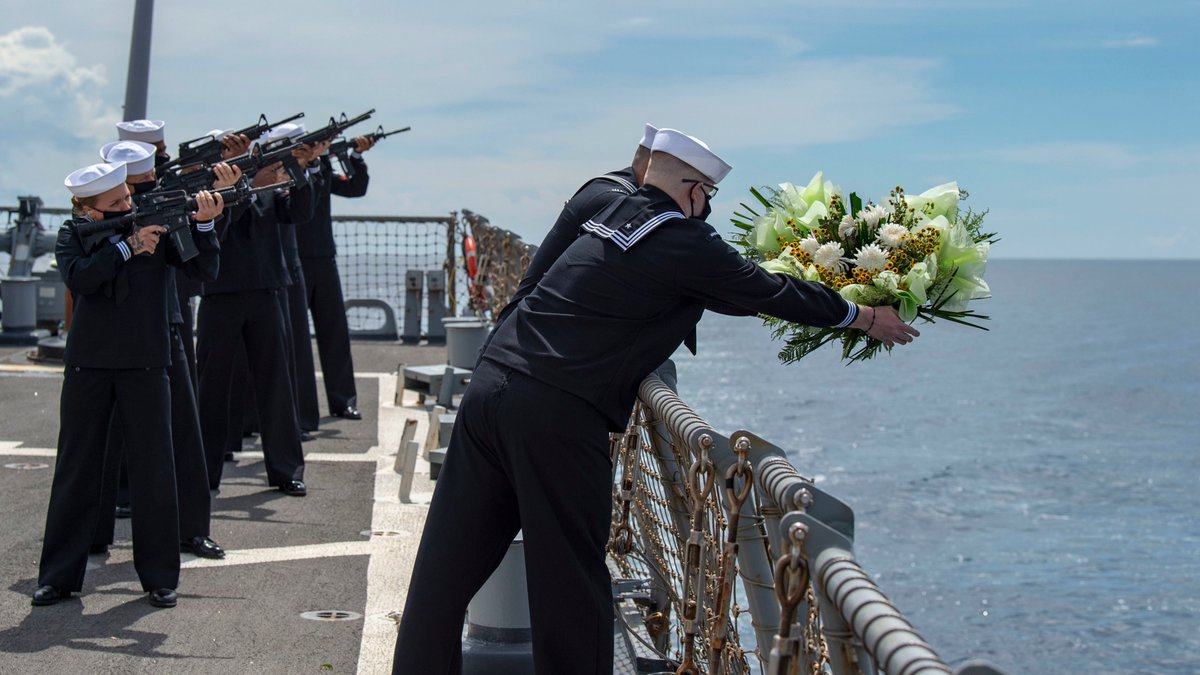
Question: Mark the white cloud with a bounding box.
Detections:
[1102,34,1159,49]
[0,27,124,199]
[1147,226,1198,251]
[0,26,119,141]
[979,143,1144,169]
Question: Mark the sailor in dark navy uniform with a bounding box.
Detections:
[89,140,230,560]
[34,161,224,609]
[273,124,323,434]
[489,123,657,331]
[195,138,317,495]
[392,128,920,673]
[296,135,375,420]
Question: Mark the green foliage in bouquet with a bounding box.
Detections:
[731,172,996,364]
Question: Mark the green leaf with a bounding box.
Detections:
[849,192,862,218]
[739,202,761,218]
[749,187,773,210]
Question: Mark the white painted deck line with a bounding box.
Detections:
[0,442,55,457]
[357,375,435,675]
[0,366,438,674]
[180,540,376,568]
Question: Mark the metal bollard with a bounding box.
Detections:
[403,270,423,344]
[426,270,447,344]
[462,534,534,674]
[396,440,420,503]
[0,277,45,346]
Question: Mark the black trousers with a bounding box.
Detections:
[300,256,357,414]
[94,326,213,545]
[39,366,179,592]
[280,272,320,431]
[392,359,614,675]
[196,290,305,488]
[176,283,199,395]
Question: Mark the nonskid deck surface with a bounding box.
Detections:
[0,341,447,675]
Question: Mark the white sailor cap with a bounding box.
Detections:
[100,140,157,175]
[639,123,659,149]
[116,119,166,143]
[206,128,231,141]
[64,162,128,198]
[267,122,306,143]
[651,128,732,184]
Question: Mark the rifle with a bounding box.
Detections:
[250,110,376,185]
[160,112,305,172]
[291,109,375,148]
[75,181,291,261]
[158,132,315,194]
[328,125,410,157]
[328,124,410,176]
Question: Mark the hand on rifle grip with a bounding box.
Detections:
[192,191,224,222]
[220,133,252,160]
[126,225,167,256]
[211,163,242,190]
[353,136,377,153]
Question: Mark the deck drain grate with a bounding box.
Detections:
[5,462,49,470]
[300,610,362,622]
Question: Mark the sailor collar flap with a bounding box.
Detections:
[580,187,685,252]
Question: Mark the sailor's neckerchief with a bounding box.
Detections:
[580,185,685,252]
[580,185,701,355]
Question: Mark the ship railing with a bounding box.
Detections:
[620,368,1003,674]
[330,213,460,341]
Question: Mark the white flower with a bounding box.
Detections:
[797,235,821,255]
[860,205,888,229]
[877,223,909,249]
[813,242,848,274]
[853,243,890,273]
[838,215,857,239]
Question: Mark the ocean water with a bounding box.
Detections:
[671,260,1200,674]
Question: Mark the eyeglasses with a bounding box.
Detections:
[681,179,719,198]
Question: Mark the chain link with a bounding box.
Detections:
[766,523,810,675]
[676,434,716,675]
[707,436,754,674]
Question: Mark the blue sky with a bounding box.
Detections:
[1,0,1197,258]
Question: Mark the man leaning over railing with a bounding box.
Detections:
[391,128,919,675]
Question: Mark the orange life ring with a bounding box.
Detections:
[462,236,478,281]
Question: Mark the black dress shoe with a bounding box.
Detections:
[31,585,71,606]
[181,536,225,559]
[224,451,235,462]
[279,479,307,497]
[89,543,109,555]
[299,431,313,442]
[148,588,177,608]
[115,505,132,519]
[335,406,362,420]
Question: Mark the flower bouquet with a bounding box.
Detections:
[731,172,996,363]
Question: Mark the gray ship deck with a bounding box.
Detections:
[0,341,454,674]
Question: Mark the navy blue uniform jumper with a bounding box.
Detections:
[392,177,854,674]
[39,214,219,594]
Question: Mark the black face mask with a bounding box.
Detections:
[154,153,172,169]
[690,189,712,221]
[103,207,133,221]
[131,181,156,195]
